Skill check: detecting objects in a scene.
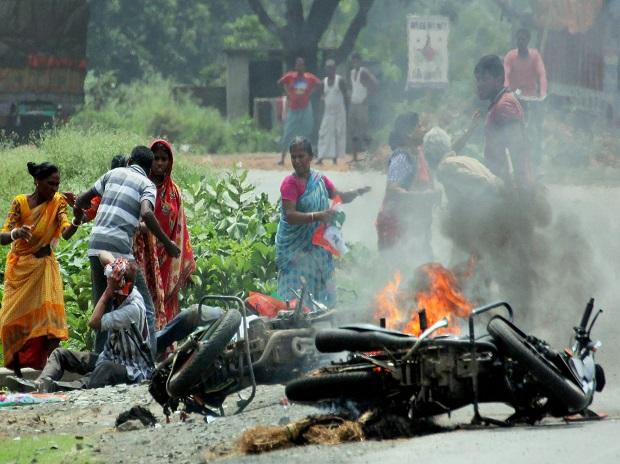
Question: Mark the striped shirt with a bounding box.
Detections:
[87,165,156,259]
[97,288,153,382]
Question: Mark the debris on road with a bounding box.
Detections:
[115,405,158,429]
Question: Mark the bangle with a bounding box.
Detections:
[72,218,81,227]
[310,212,315,222]
[10,228,18,241]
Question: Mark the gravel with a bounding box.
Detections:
[0,382,321,463]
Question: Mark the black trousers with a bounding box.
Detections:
[39,348,129,389]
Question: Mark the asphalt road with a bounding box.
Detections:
[240,170,620,464]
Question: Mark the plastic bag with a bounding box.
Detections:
[312,197,348,257]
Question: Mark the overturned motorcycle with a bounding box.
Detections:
[286,299,606,425]
[149,292,335,418]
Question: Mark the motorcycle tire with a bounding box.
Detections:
[286,371,384,403]
[166,308,242,398]
[488,317,588,414]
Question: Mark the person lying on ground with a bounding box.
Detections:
[7,253,153,393]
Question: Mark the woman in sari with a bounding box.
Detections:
[375,113,440,263]
[276,137,370,306]
[134,140,194,329]
[0,162,81,376]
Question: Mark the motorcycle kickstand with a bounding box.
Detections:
[471,403,513,428]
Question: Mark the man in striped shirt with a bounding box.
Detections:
[76,146,180,356]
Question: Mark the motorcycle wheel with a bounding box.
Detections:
[286,370,384,403]
[488,317,589,414]
[166,309,242,398]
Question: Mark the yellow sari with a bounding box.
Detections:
[0,193,70,369]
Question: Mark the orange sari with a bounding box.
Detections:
[0,193,70,369]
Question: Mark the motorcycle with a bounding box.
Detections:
[286,299,606,425]
[149,290,335,418]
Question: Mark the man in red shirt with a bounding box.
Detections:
[504,29,547,98]
[475,54,532,186]
[277,57,321,165]
[504,28,547,165]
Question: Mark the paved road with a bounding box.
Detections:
[241,170,620,464]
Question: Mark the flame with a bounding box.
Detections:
[374,263,473,336]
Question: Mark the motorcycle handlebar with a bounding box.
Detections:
[579,298,595,332]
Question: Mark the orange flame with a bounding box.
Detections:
[374,263,472,336]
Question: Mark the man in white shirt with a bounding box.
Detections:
[349,52,378,162]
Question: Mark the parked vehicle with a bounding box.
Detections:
[0,1,87,138]
[286,299,605,425]
[149,292,335,418]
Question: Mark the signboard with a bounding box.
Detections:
[407,15,449,88]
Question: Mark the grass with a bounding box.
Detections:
[0,125,214,218]
[0,434,99,464]
[71,74,278,154]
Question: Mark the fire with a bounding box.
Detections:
[374,263,472,336]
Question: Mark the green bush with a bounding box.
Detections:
[72,74,277,154]
[181,170,278,305]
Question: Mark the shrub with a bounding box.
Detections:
[72,74,277,154]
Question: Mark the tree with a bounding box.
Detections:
[247,0,375,70]
[88,0,249,83]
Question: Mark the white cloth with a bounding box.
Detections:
[437,155,503,201]
[318,75,347,160]
[350,67,368,104]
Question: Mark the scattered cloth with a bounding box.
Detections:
[0,392,67,408]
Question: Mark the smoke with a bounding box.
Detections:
[439,182,598,332]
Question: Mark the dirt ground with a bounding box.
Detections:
[195,149,390,172]
[0,383,320,463]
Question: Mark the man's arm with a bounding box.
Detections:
[140,200,181,257]
[76,187,99,210]
[89,282,115,331]
[503,52,513,88]
[339,78,349,111]
[360,68,379,92]
[535,51,547,97]
[501,120,531,185]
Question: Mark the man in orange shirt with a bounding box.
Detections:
[504,28,547,98]
[504,28,547,165]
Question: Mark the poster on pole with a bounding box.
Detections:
[407,15,450,88]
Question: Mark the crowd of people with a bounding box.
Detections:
[1,142,198,392]
[0,29,547,392]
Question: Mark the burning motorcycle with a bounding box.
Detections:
[286,299,605,425]
[149,290,335,418]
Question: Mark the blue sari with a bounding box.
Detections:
[276,170,335,306]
